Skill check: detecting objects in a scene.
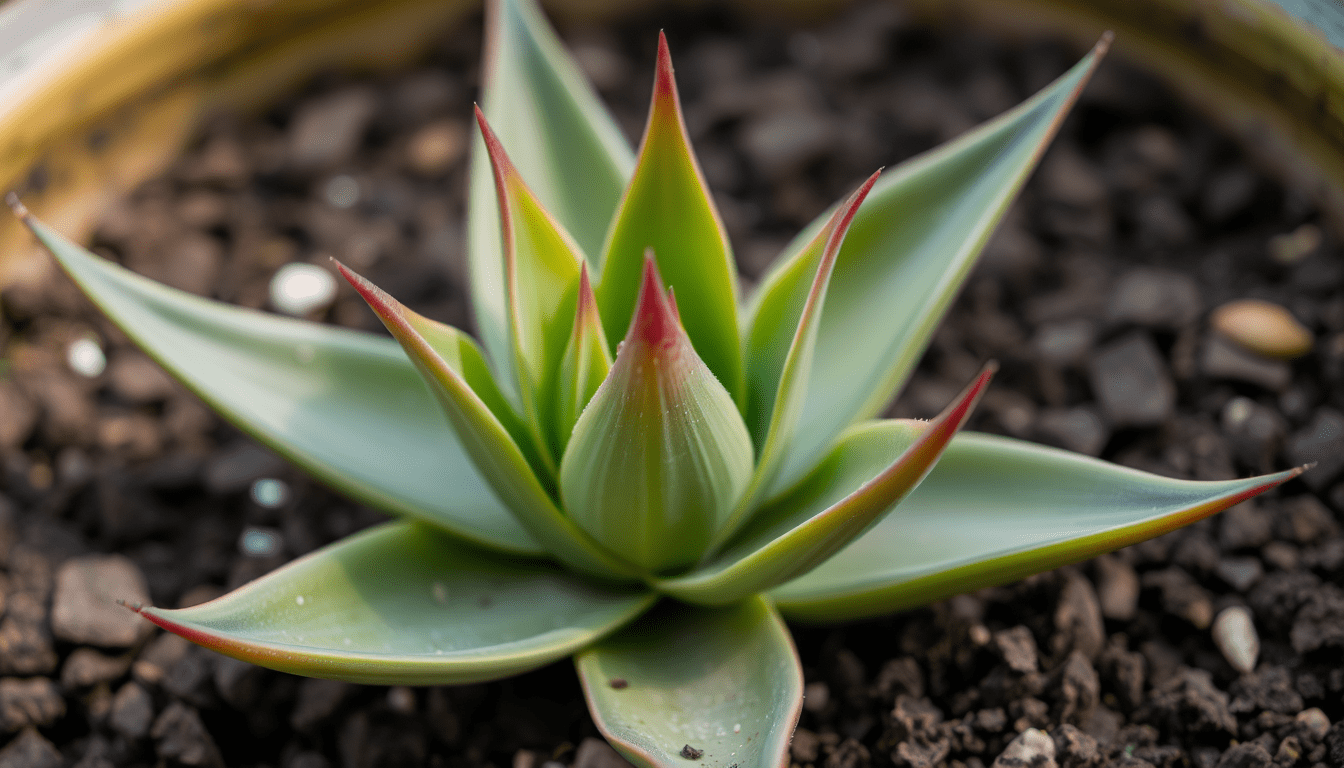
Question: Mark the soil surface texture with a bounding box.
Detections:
[1,3,1342,768]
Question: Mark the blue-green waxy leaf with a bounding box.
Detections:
[575,596,802,768]
[770,423,1304,622]
[132,522,656,685]
[15,210,540,557]
[337,263,640,581]
[659,365,993,606]
[561,257,753,574]
[470,0,635,392]
[748,35,1113,497]
[595,33,743,402]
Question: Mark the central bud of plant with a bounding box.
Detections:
[560,256,753,573]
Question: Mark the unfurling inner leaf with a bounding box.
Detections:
[553,265,612,452]
[560,256,753,574]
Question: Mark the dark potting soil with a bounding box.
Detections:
[0,2,1342,767]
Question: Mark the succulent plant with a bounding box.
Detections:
[9,1,1304,766]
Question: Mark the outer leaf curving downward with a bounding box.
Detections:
[576,596,802,768]
[15,209,540,556]
[338,263,639,581]
[771,424,1304,622]
[658,365,994,606]
[596,32,743,402]
[749,35,1112,497]
[470,0,634,392]
[131,522,656,685]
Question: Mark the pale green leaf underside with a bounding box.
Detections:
[576,596,802,768]
[752,39,1109,497]
[138,522,655,685]
[771,424,1299,622]
[24,217,541,556]
[470,0,635,390]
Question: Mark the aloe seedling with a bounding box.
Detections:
[11,2,1304,766]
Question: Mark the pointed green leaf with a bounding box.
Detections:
[576,596,802,768]
[724,171,880,542]
[15,210,539,556]
[337,263,639,581]
[553,264,611,453]
[131,522,656,685]
[749,35,1112,497]
[595,33,743,401]
[470,0,635,391]
[660,365,993,605]
[477,106,587,470]
[561,257,753,574]
[770,424,1304,622]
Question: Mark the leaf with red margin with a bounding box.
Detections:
[575,596,802,768]
[130,521,655,685]
[722,170,881,545]
[337,263,639,581]
[770,425,1304,622]
[476,106,587,470]
[595,32,743,402]
[655,364,994,605]
[470,0,634,398]
[14,208,539,556]
[746,35,1112,498]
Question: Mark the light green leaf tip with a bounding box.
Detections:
[595,32,743,402]
[131,521,656,685]
[576,596,802,768]
[12,204,540,557]
[752,32,1114,497]
[772,423,1304,622]
[553,264,612,453]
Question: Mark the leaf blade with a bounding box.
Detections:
[595,33,743,401]
[770,425,1303,622]
[338,264,640,580]
[575,596,802,768]
[749,36,1111,496]
[18,212,540,556]
[658,365,993,605]
[134,521,656,685]
[470,0,635,388]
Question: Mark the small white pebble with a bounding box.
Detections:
[733,724,740,734]
[239,527,281,557]
[295,595,306,606]
[1212,605,1259,673]
[67,337,106,377]
[323,174,360,208]
[250,478,289,508]
[270,263,337,316]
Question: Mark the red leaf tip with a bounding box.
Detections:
[626,253,680,351]
[654,30,675,100]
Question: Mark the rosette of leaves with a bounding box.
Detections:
[11,1,1302,766]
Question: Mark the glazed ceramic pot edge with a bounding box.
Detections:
[0,0,1341,283]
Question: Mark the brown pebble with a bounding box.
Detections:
[608,678,628,689]
[406,119,466,176]
[1210,299,1312,358]
[680,744,703,760]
